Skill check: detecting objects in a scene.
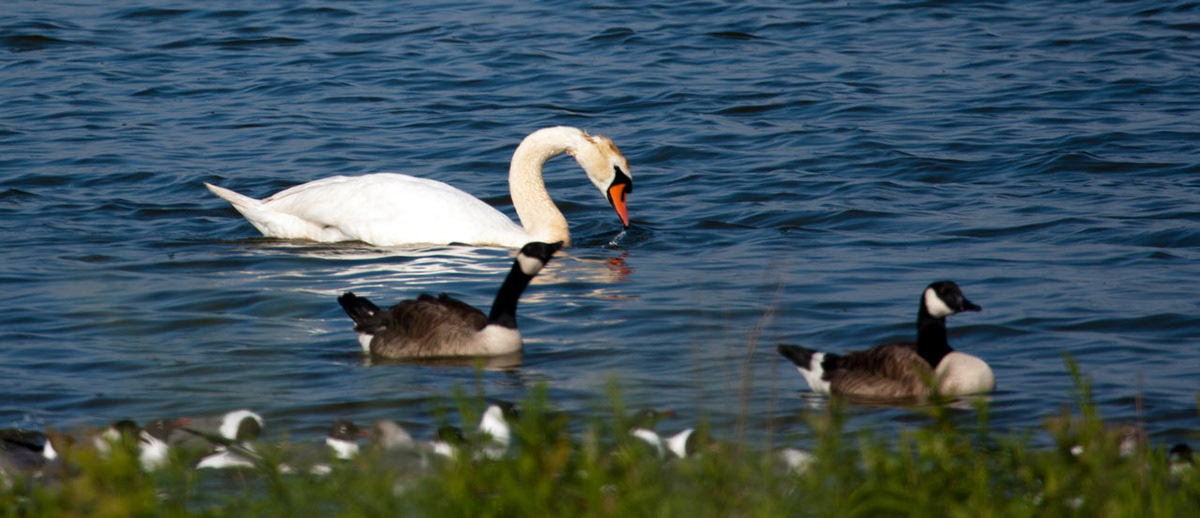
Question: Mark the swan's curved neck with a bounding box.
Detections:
[509,128,577,245]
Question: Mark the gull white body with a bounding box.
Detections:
[476,405,511,460]
[326,437,360,460]
[631,428,694,459]
[137,432,170,471]
[196,447,257,470]
[189,409,265,470]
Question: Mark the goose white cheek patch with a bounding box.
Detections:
[516,254,545,276]
[924,288,955,318]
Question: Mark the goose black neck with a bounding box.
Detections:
[487,261,536,329]
[915,305,953,368]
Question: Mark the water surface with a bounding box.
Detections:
[2,0,1198,447]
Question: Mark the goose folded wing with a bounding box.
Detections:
[827,343,933,398]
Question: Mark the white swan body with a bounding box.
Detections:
[205,126,632,248]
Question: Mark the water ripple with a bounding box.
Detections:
[0,0,1198,448]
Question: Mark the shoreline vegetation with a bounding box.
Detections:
[2,359,1197,517]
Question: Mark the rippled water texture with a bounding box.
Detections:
[2,1,1198,445]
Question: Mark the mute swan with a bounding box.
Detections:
[777,281,993,399]
[338,241,562,358]
[205,127,632,247]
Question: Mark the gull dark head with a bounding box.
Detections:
[328,418,368,441]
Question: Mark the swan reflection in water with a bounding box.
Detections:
[237,240,635,287]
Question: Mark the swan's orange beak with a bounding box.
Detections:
[608,182,630,228]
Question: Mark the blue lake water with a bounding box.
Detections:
[2,0,1198,448]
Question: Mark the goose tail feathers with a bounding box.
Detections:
[338,292,381,326]
[777,344,832,394]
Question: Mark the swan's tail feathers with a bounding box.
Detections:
[206,182,312,239]
[338,292,381,327]
[205,182,265,212]
[777,344,832,394]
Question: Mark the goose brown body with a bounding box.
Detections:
[340,293,521,358]
[800,343,992,399]
[338,241,561,359]
[778,281,994,400]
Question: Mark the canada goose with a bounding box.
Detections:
[338,241,562,359]
[777,281,993,400]
[205,126,632,248]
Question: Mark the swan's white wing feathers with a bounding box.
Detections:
[216,174,529,247]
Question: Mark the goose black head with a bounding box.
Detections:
[922,281,981,319]
[516,241,564,276]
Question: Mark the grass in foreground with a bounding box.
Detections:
[2,366,1198,518]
